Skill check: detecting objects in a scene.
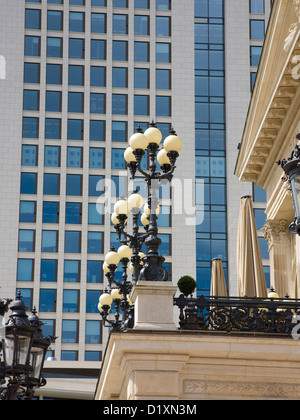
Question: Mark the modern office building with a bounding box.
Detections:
[0,0,272,399]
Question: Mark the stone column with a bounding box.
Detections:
[131,281,178,331]
[262,219,293,297]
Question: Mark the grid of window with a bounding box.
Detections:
[21,0,174,361]
[194,0,227,295]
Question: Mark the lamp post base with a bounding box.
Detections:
[131,281,178,331]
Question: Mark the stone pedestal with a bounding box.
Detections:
[131,281,178,331]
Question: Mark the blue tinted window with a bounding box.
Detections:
[63,290,79,313]
[65,231,81,253]
[88,203,103,225]
[112,121,127,142]
[253,184,266,202]
[68,92,84,113]
[40,289,56,312]
[43,202,59,223]
[158,234,170,255]
[17,259,34,282]
[47,10,63,31]
[254,209,266,230]
[69,12,85,32]
[68,119,83,140]
[90,120,105,141]
[44,146,60,167]
[250,46,262,66]
[87,261,102,283]
[19,230,35,252]
[91,39,106,60]
[21,173,37,194]
[91,12,106,33]
[61,351,78,361]
[40,320,54,342]
[113,41,128,61]
[85,351,101,362]
[22,145,38,166]
[67,147,82,168]
[156,96,171,117]
[112,94,127,114]
[46,64,62,85]
[135,68,149,89]
[90,93,105,114]
[40,260,57,282]
[156,16,170,36]
[259,237,269,260]
[23,90,39,111]
[20,201,36,223]
[87,232,103,254]
[62,320,78,343]
[47,37,63,57]
[250,20,265,41]
[25,36,40,56]
[85,320,101,344]
[45,118,61,139]
[89,175,104,196]
[89,148,104,168]
[24,63,40,83]
[112,149,126,170]
[23,117,39,138]
[111,176,126,197]
[112,67,128,88]
[135,15,148,35]
[92,0,106,5]
[156,0,171,10]
[69,39,84,59]
[64,260,80,283]
[46,91,61,112]
[66,174,82,196]
[69,65,84,86]
[66,202,82,224]
[156,42,171,63]
[113,0,127,7]
[44,174,60,195]
[250,0,265,13]
[42,230,58,252]
[135,0,149,8]
[25,9,41,29]
[91,66,106,87]
[134,41,149,62]
[86,290,100,313]
[156,69,171,90]
[134,95,149,116]
[113,14,128,34]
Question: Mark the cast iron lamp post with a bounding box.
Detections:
[277,134,300,235]
[98,122,182,331]
[0,292,53,400]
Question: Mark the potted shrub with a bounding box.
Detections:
[177,275,197,297]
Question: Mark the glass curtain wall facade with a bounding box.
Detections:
[20,0,174,363]
[194,0,226,295]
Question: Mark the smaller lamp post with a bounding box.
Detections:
[0,292,53,400]
[277,135,300,235]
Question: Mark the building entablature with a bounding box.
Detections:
[236,0,300,221]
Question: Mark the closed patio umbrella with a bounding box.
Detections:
[237,195,267,298]
[210,258,227,296]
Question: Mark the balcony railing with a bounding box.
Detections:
[173,294,300,337]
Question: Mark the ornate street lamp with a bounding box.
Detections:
[0,292,53,400]
[99,122,182,331]
[277,135,300,235]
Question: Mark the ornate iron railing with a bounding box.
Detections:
[174,294,300,336]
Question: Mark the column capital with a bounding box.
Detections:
[262,219,290,246]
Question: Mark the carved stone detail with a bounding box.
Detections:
[183,379,300,399]
[262,219,290,246]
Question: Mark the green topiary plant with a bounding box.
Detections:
[177,275,197,297]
